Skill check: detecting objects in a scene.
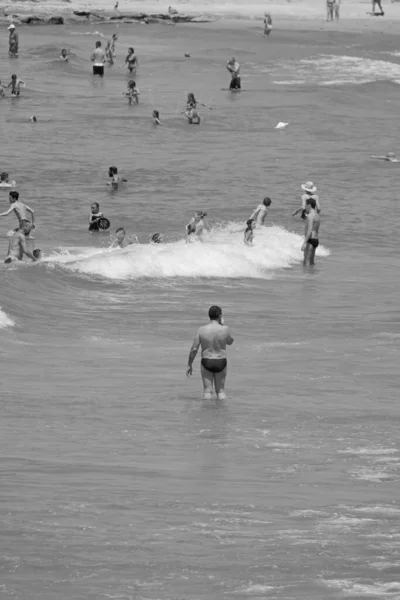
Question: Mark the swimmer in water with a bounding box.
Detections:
[60,48,68,62]
[121,48,138,76]
[301,198,320,266]
[88,202,104,231]
[186,211,207,242]
[7,74,25,97]
[30,116,37,123]
[371,152,399,162]
[4,220,39,264]
[249,197,271,227]
[113,227,137,248]
[107,166,127,189]
[152,110,162,125]
[293,181,321,220]
[186,305,234,400]
[124,80,140,105]
[0,172,16,188]
[0,191,35,232]
[150,232,164,243]
[244,219,255,245]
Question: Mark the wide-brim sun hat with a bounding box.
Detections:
[8,24,16,29]
[301,181,317,193]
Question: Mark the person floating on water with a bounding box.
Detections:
[0,172,16,188]
[8,24,18,57]
[226,57,241,90]
[0,191,35,232]
[152,110,162,125]
[301,198,320,266]
[89,202,107,231]
[249,197,271,227]
[371,152,398,162]
[91,41,106,76]
[292,181,320,220]
[124,80,140,104]
[4,220,40,264]
[186,211,207,242]
[7,74,25,97]
[60,48,68,62]
[150,232,164,243]
[121,47,138,76]
[264,12,272,35]
[30,116,37,123]
[107,166,127,189]
[186,305,234,401]
[244,219,255,245]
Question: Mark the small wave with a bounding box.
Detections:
[323,579,400,596]
[0,307,15,329]
[44,224,330,281]
[339,447,398,456]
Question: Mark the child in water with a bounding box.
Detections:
[184,93,211,125]
[124,80,140,105]
[107,166,127,189]
[88,202,104,231]
[264,12,272,35]
[244,219,255,245]
[152,110,162,125]
[60,49,68,62]
[0,172,16,188]
[7,74,25,96]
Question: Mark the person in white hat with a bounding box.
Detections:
[292,181,320,220]
[8,23,19,57]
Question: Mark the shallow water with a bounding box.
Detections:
[1,22,400,600]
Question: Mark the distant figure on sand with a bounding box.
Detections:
[8,24,18,57]
[264,12,272,35]
[152,110,162,125]
[60,48,68,62]
[372,0,384,15]
[122,48,138,75]
[293,181,320,220]
[4,220,40,264]
[249,197,271,226]
[91,41,106,76]
[371,152,398,162]
[244,219,255,245]
[301,198,320,266]
[7,74,24,96]
[226,57,241,90]
[124,80,140,104]
[186,211,207,241]
[186,305,234,400]
[0,191,35,231]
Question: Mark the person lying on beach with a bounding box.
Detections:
[121,48,138,76]
[60,49,69,62]
[107,166,127,189]
[186,211,207,242]
[0,191,35,232]
[244,219,255,246]
[7,74,25,96]
[124,80,140,105]
[0,172,16,188]
[371,152,398,162]
[249,197,271,226]
[4,220,39,264]
[264,13,272,35]
[152,110,162,125]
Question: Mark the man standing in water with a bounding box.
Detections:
[226,57,241,90]
[91,41,106,76]
[301,198,320,266]
[8,24,18,57]
[186,305,234,400]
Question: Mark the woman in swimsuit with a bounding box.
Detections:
[122,48,138,76]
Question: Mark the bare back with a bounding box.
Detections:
[306,211,320,239]
[197,322,234,359]
[11,201,29,225]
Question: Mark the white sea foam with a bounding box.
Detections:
[323,579,400,596]
[44,224,330,281]
[0,307,15,329]
[339,447,398,456]
[270,55,400,86]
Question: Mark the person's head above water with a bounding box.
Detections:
[209,305,222,321]
[96,41,102,48]
[11,74,17,81]
[195,211,207,219]
[108,166,118,176]
[112,33,118,40]
[306,198,317,210]
[263,197,272,207]
[150,232,163,243]
[153,110,160,118]
[228,57,236,64]
[30,116,37,123]
[116,227,125,241]
[301,181,317,194]
[128,80,136,89]
[61,48,67,56]
[0,172,9,182]
[128,47,134,53]
[9,190,19,202]
[187,92,196,102]
[91,202,100,211]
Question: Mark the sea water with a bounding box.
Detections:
[1,21,400,600]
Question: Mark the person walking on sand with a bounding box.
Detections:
[91,41,106,76]
[301,198,320,266]
[186,305,234,400]
[8,24,18,57]
[293,181,320,220]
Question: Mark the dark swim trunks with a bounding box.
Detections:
[93,65,104,76]
[89,221,99,231]
[201,358,227,373]
[229,77,241,90]
[307,239,319,249]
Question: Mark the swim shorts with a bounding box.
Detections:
[229,77,241,90]
[93,65,104,76]
[201,358,227,373]
[88,221,99,231]
[307,239,319,249]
